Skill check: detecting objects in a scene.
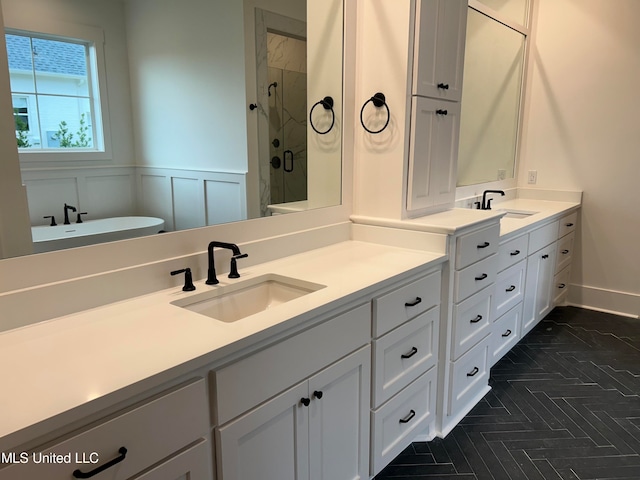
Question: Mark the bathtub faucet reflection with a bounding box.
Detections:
[63,203,77,225]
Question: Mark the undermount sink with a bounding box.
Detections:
[496,209,538,219]
[171,274,326,323]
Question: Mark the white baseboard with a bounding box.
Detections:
[567,284,640,319]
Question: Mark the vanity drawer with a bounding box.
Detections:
[454,254,498,303]
[497,234,528,272]
[491,303,521,366]
[493,260,526,320]
[553,266,571,305]
[371,368,437,476]
[558,211,578,238]
[373,270,441,337]
[556,230,575,274]
[451,287,492,361]
[528,220,559,254]
[455,225,500,270]
[0,380,209,480]
[448,336,490,416]
[372,307,439,407]
[214,303,370,425]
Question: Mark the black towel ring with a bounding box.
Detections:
[360,92,390,134]
[309,96,335,135]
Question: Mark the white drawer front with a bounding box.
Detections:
[556,231,575,274]
[528,221,559,254]
[493,260,526,320]
[491,303,521,366]
[558,211,578,239]
[449,337,490,416]
[373,307,439,407]
[553,266,571,305]
[451,287,492,361]
[454,254,498,303]
[0,380,209,480]
[497,234,528,272]
[455,225,500,270]
[371,368,437,476]
[373,270,441,337]
[215,303,371,424]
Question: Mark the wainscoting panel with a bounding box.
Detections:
[205,176,247,226]
[172,176,206,231]
[139,174,173,230]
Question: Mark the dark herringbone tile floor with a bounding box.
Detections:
[375,306,640,480]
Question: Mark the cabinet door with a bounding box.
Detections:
[522,243,558,337]
[308,346,371,480]
[217,381,310,480]
[407,96,460,213]
[413,0,468,100]
[136,439,213,480]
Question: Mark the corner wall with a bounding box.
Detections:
[519,0,640,317]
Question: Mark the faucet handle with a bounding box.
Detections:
[171,268,196,291]
[43,215,57,226]
[229,253,249,279]
[76,212,87,223]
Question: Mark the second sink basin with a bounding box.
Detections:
[497,209,538,219]
[171,274,326,322]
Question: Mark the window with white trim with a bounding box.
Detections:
[5,31,104,152]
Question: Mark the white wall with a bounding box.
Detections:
[125,0,248,174]
[520,0,640,316]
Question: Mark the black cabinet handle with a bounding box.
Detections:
[405,297,422,307]
[73,447,127,479]
[558,283,566,289]
[510,250,520,256]
[467,367,479,377]
[562,249,569,254]
[542,254,549,259]
[437,83,449,90]
[470,315,482,324]
[475,273,488,281]
[435,109,448,115]
[502,329,512,337]
[477,242,490,249]
[506,285,516,292]
[401,347,418,359]
[313,391,323,400]
[399,409,416,424]
[300,397,311,407]
[566,223,574,227]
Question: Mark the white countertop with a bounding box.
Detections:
[0,240,445,450]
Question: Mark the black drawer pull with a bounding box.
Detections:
[300,397,311,407]
[436,109,448,115]
[565,223,574,227]
[399,409,416,424]
[502,329,512,337]
[470,315,482,324]
[437,83,450,90]
[73,447,127,479]
[467,367,479,377]
[562,249,569,254]
[475,273,488,281]
[510,250,520,256]
[506,285,516,292]
[401,347,418,359]
[541,254,549,259]
[405,297,422,307]
[558,283,566,289]
[313,390,323,400]
[477,242,490,249]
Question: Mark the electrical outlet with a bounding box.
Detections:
[527,170,537,184]
[497,169,506,180]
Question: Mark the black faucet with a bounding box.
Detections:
[480,190,505,210]
[206,242,248,285]
[63,203,77,225]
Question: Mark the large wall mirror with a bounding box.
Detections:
[457,0,529,188]
[0,0,343,258]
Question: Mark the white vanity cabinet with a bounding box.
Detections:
[0,379,212,480]
[553,212,577,306]
[214,304,372,480]
[412,0,468,101]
